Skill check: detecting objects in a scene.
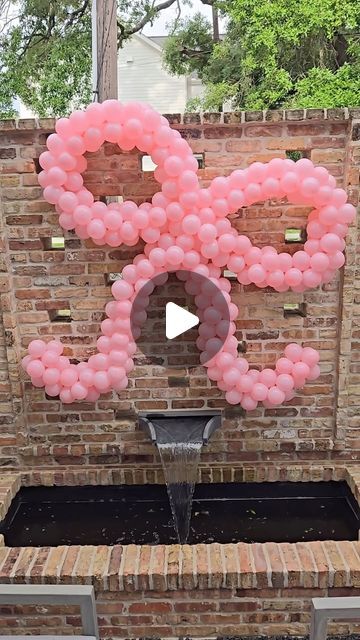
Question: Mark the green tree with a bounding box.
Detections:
[163,0,360,110]
[0,0,190,117]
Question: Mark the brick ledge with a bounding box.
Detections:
[0,468,359,592]
[0,540,359,592]
[0,107,359,131]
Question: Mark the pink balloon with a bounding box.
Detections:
[45,384,61,397]
[182,215,201,235]
[58,192,78,213]
[65,172,83,192]
[276,374,294,393]
[284,268,302,287]
[79,368,95,387]
[237,375,253,393]
[293,251,310,271]
[41,349,59,368]
[27,360,45,378]
[248,264,266,284]
[267,270,285,289]
[319,233,342,253]
[43,368,60,386]
[285,343,303,363]
[302,347,320,367]
[308,364,321,380]
[251,383,268,401]
[60,367,78,387]
[226,389,242,405]
[280,172,299,193]
[58,152,77,171]
[74,205,92,225]
[267,386,286,406]
[261,252,279,271]
[303,269,322,288]
[222,367,240,387]
[71,382,88,400]
[93,371,110,391]
[178,170,198,191]
[292,361,310,379]
[241,395,258,411]
[85,387,100,402]
[60,389,74,404]
[338,203,356,224]
[311,252,330,273]
[28,340,47,358]
[47,166,67,187]
[259,368,277,386]
[166,246,184,265]
[245,247,262,266]
[27,101,353,410]
[112,280,134,300]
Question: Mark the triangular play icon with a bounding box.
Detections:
[165,302,199,340]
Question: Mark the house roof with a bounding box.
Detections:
[148,35,168,48]
[134,32,163,52]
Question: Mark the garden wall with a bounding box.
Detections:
[0,107,360,638]
[0,107,359,473]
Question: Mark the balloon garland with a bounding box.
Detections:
[22,100,356,410]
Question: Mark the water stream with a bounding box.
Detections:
[158,441,202,543]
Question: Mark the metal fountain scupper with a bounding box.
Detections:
[139,410,221,543]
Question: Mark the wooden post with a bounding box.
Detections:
[95,0,118,102]
[212,5,220,43]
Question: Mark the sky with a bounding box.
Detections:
[143,0,224,36]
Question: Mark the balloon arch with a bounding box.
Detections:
[22,100,355,410]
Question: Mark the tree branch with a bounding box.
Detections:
[66,0,90,29]
[19,25,45,59]
[180,46,213,58]
[125,0,178,36]
[170,0,181,35]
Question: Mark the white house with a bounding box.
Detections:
[117,33,204,113]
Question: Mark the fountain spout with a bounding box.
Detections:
[139,409,221,446]
[139,410,222,544]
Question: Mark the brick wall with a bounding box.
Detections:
[1,588,360,638]
[0,108,359,471]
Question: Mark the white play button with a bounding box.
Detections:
[165,302,199,340]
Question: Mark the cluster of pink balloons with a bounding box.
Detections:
[23,100,355,409]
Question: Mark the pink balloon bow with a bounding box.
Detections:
[23,101,355,410]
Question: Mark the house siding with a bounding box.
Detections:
[118,35,188,113]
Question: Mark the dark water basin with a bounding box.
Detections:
[0,481,359,546]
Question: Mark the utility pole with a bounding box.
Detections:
[212,5,220,43]
[92,0,118,102]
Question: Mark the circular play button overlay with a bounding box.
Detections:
[130,270,231,369]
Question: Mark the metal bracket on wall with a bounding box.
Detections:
[310,596,360,640]
[0,584,99,640]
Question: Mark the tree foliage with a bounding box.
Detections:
[0,0,185,117]
[1,0,359,117]
[163,0,360,110]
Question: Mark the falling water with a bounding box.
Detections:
[158,441,202,543]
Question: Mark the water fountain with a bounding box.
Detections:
[139,410,221,543]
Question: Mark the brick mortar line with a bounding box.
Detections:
[335,540,351,586]
[321,541,335,588]
[277,544,289,588]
